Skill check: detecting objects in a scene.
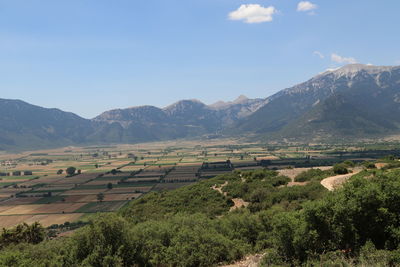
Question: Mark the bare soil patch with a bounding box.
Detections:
[0,203,87,215]
[211,181,228,196]
[229,198,249,211]
[0,215,34,229]
[222,253,264,267]
[320,168,362,191]
[375,163,388,169]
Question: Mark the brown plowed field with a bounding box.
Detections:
[0,202,87,215]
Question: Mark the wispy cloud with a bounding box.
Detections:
[331,53,357,64]
[229,4,277,24]
[313,51,324,59]
[297,1,318,12]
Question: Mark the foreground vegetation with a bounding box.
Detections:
[1,159,400,266]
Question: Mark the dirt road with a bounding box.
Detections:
[320,169,362,191]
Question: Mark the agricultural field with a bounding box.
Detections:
[2,139,400,229]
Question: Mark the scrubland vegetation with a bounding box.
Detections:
[1,142,400,266]
[0,158,400,266]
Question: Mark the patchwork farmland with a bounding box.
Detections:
[2,139,400,229]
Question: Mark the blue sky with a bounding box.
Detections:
[0,0,399,118]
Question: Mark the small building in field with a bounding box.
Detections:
[24,171,33,176]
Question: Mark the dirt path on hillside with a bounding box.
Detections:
[221,254,264,267]
[211,181,228,196]
[278,167,332,181]
[230,198,249,211]
[278,166,332,187]
[320,168,362,191]
[375,163,388,169]
[211,181,249,211]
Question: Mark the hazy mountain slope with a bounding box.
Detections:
[94,97,266,140]
[209,96,266,126]
[94,100,219,140]
[2,64,400,151]
[0,99,94,150]
[235,64,400,140]
[0,95,265,151]
[279,67,400,140]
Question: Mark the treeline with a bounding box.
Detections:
[0,167,400,266]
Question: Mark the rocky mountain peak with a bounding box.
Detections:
[233,95,249,104]
[320,64,397,80]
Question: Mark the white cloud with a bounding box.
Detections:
[313,51,324,59]
[331,53,357,64]
[229,4,277,24]
[297,1,317,12]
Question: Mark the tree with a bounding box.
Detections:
[333,163,348,175]
[0,222,45,248]
[97,192,104,202]
[66,167,76,176]
[363,161,376,169]
[57,169,63,175]
[107,182,113,190]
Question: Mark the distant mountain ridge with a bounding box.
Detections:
[234,64,400,141]
[0,99,94,150]
[93,96,267,140]
[1,64,400,150]
[0,95,265,150]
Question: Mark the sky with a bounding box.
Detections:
[0,0,399,118]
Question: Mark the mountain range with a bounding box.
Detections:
[1,64,400,150]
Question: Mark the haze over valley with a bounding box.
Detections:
[2,64,400,151]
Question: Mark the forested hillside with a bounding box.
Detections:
[1,159,400,266]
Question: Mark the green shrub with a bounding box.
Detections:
[294,168,329,182]
[363,161,376,169]
[343,160,355,167]
[333,163,349,174]
[0,223,45,249]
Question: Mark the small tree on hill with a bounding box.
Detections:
[107,182,113,190]
[66,167,76,176]
[333,164,349,175]
[363,161,376,169]
[57,169,63,175]
[97,192,104,202]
